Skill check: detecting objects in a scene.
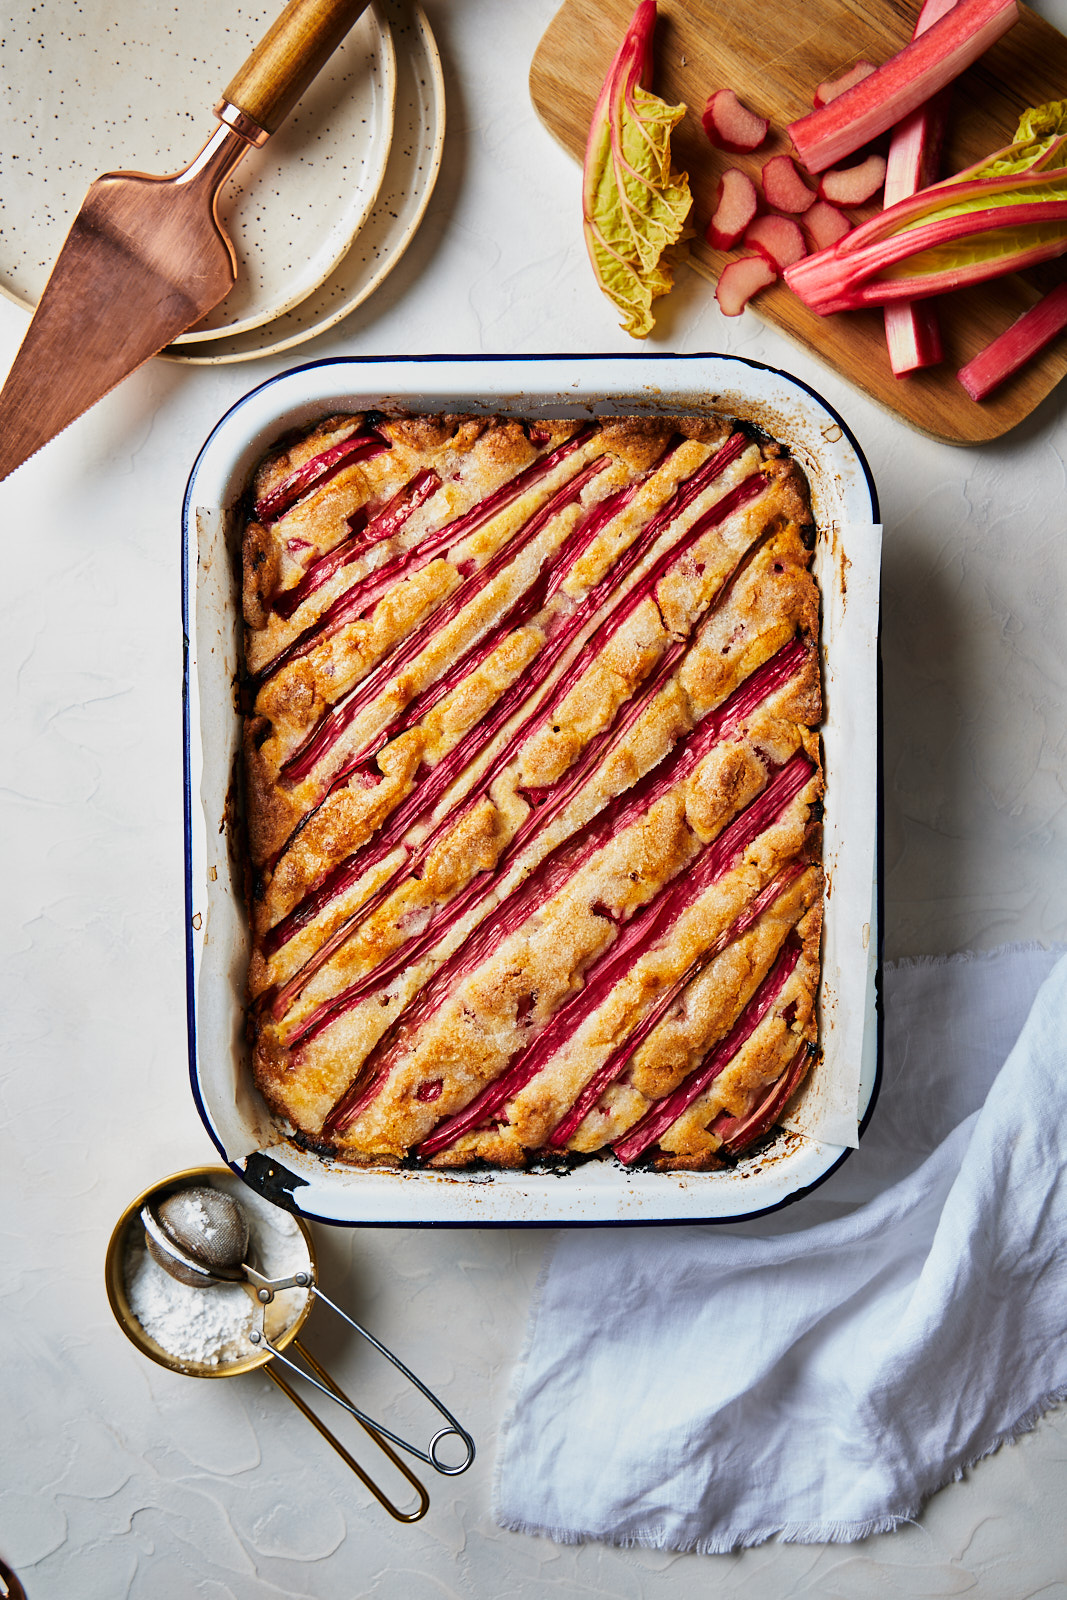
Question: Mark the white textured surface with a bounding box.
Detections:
[2,1,1066,1595]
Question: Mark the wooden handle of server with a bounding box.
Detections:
[219,0,372,137]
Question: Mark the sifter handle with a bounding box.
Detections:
[216,0,373,140]
[265,1341,430,1523]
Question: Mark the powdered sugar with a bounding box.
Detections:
[127,1240,254,1366]
[123,1176,311,1369]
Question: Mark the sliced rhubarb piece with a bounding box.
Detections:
[818,152,887,207]
[957,281,1067,400]
[710,1038,811,1152]
[760,154,816,213]
[744,214,807,271]
[255,432,390,525]
[702,88,769,153]
[706,167,760,251]
[716,256,777,316]
[317,642,810,1137]
[787,0,1020,173]
[613,936,802,1164]
[256,428,594,688]
[812,60,876,109]
[801,200,852,252]
[273,469,442,621]
[881,0,957,376]
[416,756,815,1161]
[546,862,806,1149]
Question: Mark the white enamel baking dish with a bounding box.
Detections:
[182,354,881,1227]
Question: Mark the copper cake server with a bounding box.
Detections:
[0,0,371,482]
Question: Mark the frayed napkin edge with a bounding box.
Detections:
[887,940,1066,973]
[493,1377,1067,1554]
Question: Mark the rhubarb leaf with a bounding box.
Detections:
[582,0,692,338]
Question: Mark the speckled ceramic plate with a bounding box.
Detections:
[0,0,396,342]
[165,0,444,364]
[182,353,883,1229]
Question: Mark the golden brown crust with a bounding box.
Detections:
[240,412,824,1171]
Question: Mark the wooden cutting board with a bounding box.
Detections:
[530,0,1067,442]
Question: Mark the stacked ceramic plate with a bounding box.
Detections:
[0,0,444,363]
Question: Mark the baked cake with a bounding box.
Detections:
[240,410,823,1171]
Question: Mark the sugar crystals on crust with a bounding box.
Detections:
[240,410,823,1172]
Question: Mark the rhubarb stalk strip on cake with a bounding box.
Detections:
[240,410,824,1171]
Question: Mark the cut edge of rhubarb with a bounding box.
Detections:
[786,0,1021,173]
[956,280,1067,399]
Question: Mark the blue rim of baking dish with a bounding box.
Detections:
[181,350,883,1228]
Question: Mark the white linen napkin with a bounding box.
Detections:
[495,943,1067,1553]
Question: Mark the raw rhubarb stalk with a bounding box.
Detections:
[702,88,769,153]
[710,1038,811,1151]
[706,167,759,250]
[317,642,810,1137]
[882,0,958,377]
[785,100,1067,314]
[716,256,777,316]
[278,455,611,788]
[818,153,887,207]
[417,763,813,1161]
[785,194,1067,313]
[761,154,816,213]
[956,280,1067,399]
[546,862,805,1149]
[255,433,390,525]
[787,0,1020,173]
[582,0,692,338]
[265,433,751,961]
[744,214,807,270]
[613,936,802,1163]
[273,470,442,621]
[802,200,852,252]
[256,430,594,687]
[813,60,876,109]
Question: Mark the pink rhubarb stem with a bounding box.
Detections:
[710,1038,811,1152]
[882,0,958,375]
[318,643,811,1139]
[612,937,802,1164]
[273,469,442,621]
[255,433,390,525]
[415,760,813,1161]
[255,429,595,688]
[957,279,1067,398]
[784,199,1067,313]
[786,0,1019,173]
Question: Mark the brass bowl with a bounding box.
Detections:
[105,1163,315,1377]
[104,1164,429,1521]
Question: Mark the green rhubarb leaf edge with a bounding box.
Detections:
[582,0,692,340]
